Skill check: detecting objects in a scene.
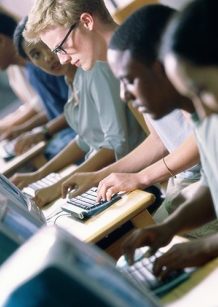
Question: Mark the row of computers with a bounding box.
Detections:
[0,173,191,307]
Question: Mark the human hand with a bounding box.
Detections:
[97,172,145,202]
[33,183,62,208]
[0,127,24,141]
[121,224,174,266]
[153,238,216,280]
[61,172,100,199]
[10,172,39,189]
[14,131,45,155]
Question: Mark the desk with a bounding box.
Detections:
[155,236,218,307]
[44,189,155,244]
[162,258,218,307]
[0,141,47,177]
[42,165,155,244]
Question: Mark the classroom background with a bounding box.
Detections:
[0,0,193,119]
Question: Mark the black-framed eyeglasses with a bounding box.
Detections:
[52,22,77,55]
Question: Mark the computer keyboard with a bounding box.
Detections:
[0,139,16,161]
[61,187,122,219]
[117,249,190,297]
[22,173,63,198]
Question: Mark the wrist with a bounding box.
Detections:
[32,126,52,141]
[41,125,52,140]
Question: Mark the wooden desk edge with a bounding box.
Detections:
[80,190,156,244]
[2,141,47,176]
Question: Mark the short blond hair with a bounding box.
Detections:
[24,0,113,43]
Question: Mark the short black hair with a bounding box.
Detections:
[108,4,175,67]
[160,0,218,66]
[13,16,29,59]
[0,12,17,38]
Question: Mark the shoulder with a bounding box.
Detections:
[86,61,119,86]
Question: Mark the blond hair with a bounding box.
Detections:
[24,0,113,43]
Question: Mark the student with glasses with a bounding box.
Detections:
[24,1,205,226]
[10,15,145,208]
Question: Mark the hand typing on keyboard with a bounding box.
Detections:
[120,225,174,270]
[61,187,122,219]
[116,247,190,297]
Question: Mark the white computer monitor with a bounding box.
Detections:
[0,226,162,307]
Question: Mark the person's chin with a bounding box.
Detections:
[149,112,167,120]
[80,59,96,71]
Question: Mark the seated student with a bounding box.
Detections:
[0,12,76,161]
[44,3,207,236]
[23,0,205,229]
[8,16,80,159]
[11,25,145,208]
[118,0,218,279]
[24,0,200,212]
[0,12,44,134]
[0,66,44,133]
[0,5,44,133]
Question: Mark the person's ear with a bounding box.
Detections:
[80,13,94,31]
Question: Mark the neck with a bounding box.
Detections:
[65,65,77,83]
[95,20,118,61]
[177,96,196,114]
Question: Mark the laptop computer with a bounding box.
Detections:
[0,173,46,265]
[0,226,163,307]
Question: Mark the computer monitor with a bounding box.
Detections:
[0,173,46,265]
[0,226,162,307]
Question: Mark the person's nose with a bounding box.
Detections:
[57,53,71,65]
[44,50,54,63]
[120,81,135,101]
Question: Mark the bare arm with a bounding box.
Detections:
[136,132,200,188]
[121,185,216,268]
[61,115,167,198]
[14,113,69,154]
[97,120,200,201]
[0,104,38,134]
[31,147,115,208]
[0,110,48,142]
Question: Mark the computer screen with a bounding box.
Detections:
[0,226,162,307]
[0,173,46,265]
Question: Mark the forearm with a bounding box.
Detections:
[59,148,115,189]
[19,111,48,131]
[73,147,115,173]
[0,105,38,131]
[164,185,216,235]
[35,140,85,178]
[98,133,168,180]
[46,113,69,136]
[137,133,200,187]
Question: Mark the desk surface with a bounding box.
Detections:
[158,236,218,307]
[41,164,155,243]
[0,141,46,177]
[162,257,218,307]
[43,189,155,243]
